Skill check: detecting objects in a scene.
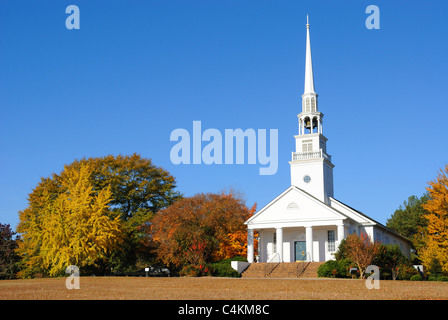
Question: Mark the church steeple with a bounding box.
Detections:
[289,16,334,204]
[299,16,321,135]
[304,15,315,94]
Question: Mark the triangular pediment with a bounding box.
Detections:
[245,186,346,227]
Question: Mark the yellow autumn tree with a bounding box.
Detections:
[17,154,181,277]
[420,165,448,275]
[16,176,63,278]
[17,164,123,277]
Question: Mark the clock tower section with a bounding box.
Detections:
[289,16,334,204]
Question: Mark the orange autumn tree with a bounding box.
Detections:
[344,233,381,279]
[420,165,448,275]
[151,192,256,273]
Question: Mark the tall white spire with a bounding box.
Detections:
[291,15,334,204]
[304,15,315,94]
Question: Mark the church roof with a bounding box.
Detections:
[329,198,411,244]
[245,185,349,225]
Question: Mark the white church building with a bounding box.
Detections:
[244,18,411,264]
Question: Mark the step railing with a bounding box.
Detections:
[264,253,280,277]
[297,252,312,278]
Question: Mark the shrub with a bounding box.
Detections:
[317,260,338,278]
[318,260,344,278]
[337,259,353,278]
[334,239,348,261]
[210,256,246,278]
[179,264,213,277]
[317,259,354,278]
[410,274,422,281]
[428,275,448,282]
[397,264,418,280]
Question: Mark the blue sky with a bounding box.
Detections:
[1,0,447,230]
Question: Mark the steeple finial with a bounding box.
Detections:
[304,15,315,94]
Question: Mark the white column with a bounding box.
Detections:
[276,227,283,262]
[247,228,254,263]
[275,228,283,262]
[306,226,313,262]
[337,224,346,249]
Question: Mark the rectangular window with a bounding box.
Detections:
[328,230,336,252]
[273,231,277,253]
[302,139,313,152]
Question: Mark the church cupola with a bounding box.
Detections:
[289,16,334,203]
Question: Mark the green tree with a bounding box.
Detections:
[386,194,429,254]
[0,223,20,279]
[66,154,181,221]
[375,244,406,280]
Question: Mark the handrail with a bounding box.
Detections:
[264,252,280,277]
[297,252,312,278]
[292,149,331,162]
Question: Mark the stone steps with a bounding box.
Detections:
[240,263,269,278]
[241,262,324,278]
[300,262,324,278]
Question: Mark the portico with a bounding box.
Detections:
[248,223,346,263]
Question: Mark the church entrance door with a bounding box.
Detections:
[294,241,306,261]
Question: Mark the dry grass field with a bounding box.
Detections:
[0,277,447,300]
